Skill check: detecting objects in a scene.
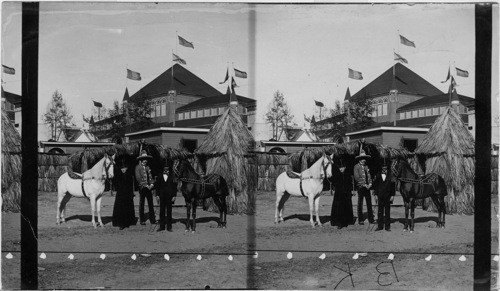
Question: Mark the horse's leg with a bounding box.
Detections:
[191,200,197,233]
[222,196,227,228]
[409,198,415,233]
[308,196,315,228]
[403,201,409,231]
[96,195,104,227]
[275,189,284,224]
[185,199,191,232]
[438,195,446,228]
[213,196,223,228]
[430,196,442,228]
[278,192,290,223]
[314,195,322,227]
[56,191,64,224]
[90,196,97,228]
[59,193,72,223]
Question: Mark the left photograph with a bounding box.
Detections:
[1,2,256,289]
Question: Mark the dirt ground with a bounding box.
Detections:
[1,190,498,290]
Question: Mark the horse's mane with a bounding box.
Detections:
[82,156,108,179]
[301,155,325,177]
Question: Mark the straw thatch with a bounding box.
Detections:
[196,106,255,214]
[68,141,188,175]
[415,107,475,214]
[2,110,22,212]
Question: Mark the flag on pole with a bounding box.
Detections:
[394,52,408,64]
[456,67,469,77]
[172,53,187,65]
[93,100,103,108]
[234,68,247,78]
[126,69,142,81]
[2,65,15,75]
[314,100,324,107]
[451,76,458,89]
[441,67,450,83]
[231,77,238,89]
[178,35,194,49]
[348,68,363,80]
[311,115,316,124]
[399,35,416,48]
[219,69,229,84]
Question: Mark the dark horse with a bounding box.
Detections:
[391,159,448,232]
[172,159,229,232]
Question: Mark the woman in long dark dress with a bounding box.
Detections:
[112,158,137,230]
[330,161,354,229]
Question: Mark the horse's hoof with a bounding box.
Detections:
[403,229,407,232]
[185,229,189,232]
[191,230,196,233]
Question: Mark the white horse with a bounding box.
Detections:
[275,153,333,227]
[57,154,115,228]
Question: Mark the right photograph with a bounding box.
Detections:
[248,3,498,290]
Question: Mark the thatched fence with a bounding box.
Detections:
[38,153,70,192]
[249,152,290,191]
[2,110,22,212]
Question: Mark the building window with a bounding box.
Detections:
[184,112,190,119]
[432,107,439,115]
[211,108,217,116]
[197,109,203,117]
[412,110,418,118]
[161,103,167,116]
[156,105,161,117]
[204,108,210,117]
[219,107,225,115]
[190,111,196,119]
[425,108,432,116]
[402,138,418,152]
[382,103,388,116]
[439,106,446,114]
[399,112,405,120]
[178,113,184,121]
[406,111,411,119]
[151,106,156,117]
[419,109,425,117]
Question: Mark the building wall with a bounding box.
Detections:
[149,93,202,124]
[160,132,207,149]
[382,131,427,148]
[369,92,424,124]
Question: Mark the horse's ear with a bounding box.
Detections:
[111,154,116,160]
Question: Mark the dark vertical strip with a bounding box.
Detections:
[474,4,492,291]
[247,5,256,289]
[21,2,39,290]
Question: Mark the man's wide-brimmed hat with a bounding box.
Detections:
[355,149,371,160]
[137,150,152,161]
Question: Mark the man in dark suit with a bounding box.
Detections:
[373,161,396,231]
[155,164,177,232]
[135,150,156,225]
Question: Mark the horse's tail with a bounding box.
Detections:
[438,176,448,197]
[219,176,230,197]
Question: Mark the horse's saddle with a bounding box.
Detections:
[286,171,302,179]
[67,170,83,180]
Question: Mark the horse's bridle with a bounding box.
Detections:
[103,156,114,181]
[322,155,333,180]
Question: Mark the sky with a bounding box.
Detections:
[1,2,498,137]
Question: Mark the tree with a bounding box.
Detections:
[85,97,153,143]
[43,90,73,141]
[265,90,295,140]
[310,96,374,141]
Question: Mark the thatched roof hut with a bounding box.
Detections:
[196,106,254,214]
[415,107,475,214]
[2,110,22,212]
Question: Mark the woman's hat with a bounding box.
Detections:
[137,150,152,161]
[355,149,371,160]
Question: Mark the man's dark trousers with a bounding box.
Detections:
[139,187,156,223]
[357,187,374,223]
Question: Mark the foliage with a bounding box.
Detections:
[310,96,374,140]
[84,98,153,143]
[264,90,295,140]
[42,90,74,141]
